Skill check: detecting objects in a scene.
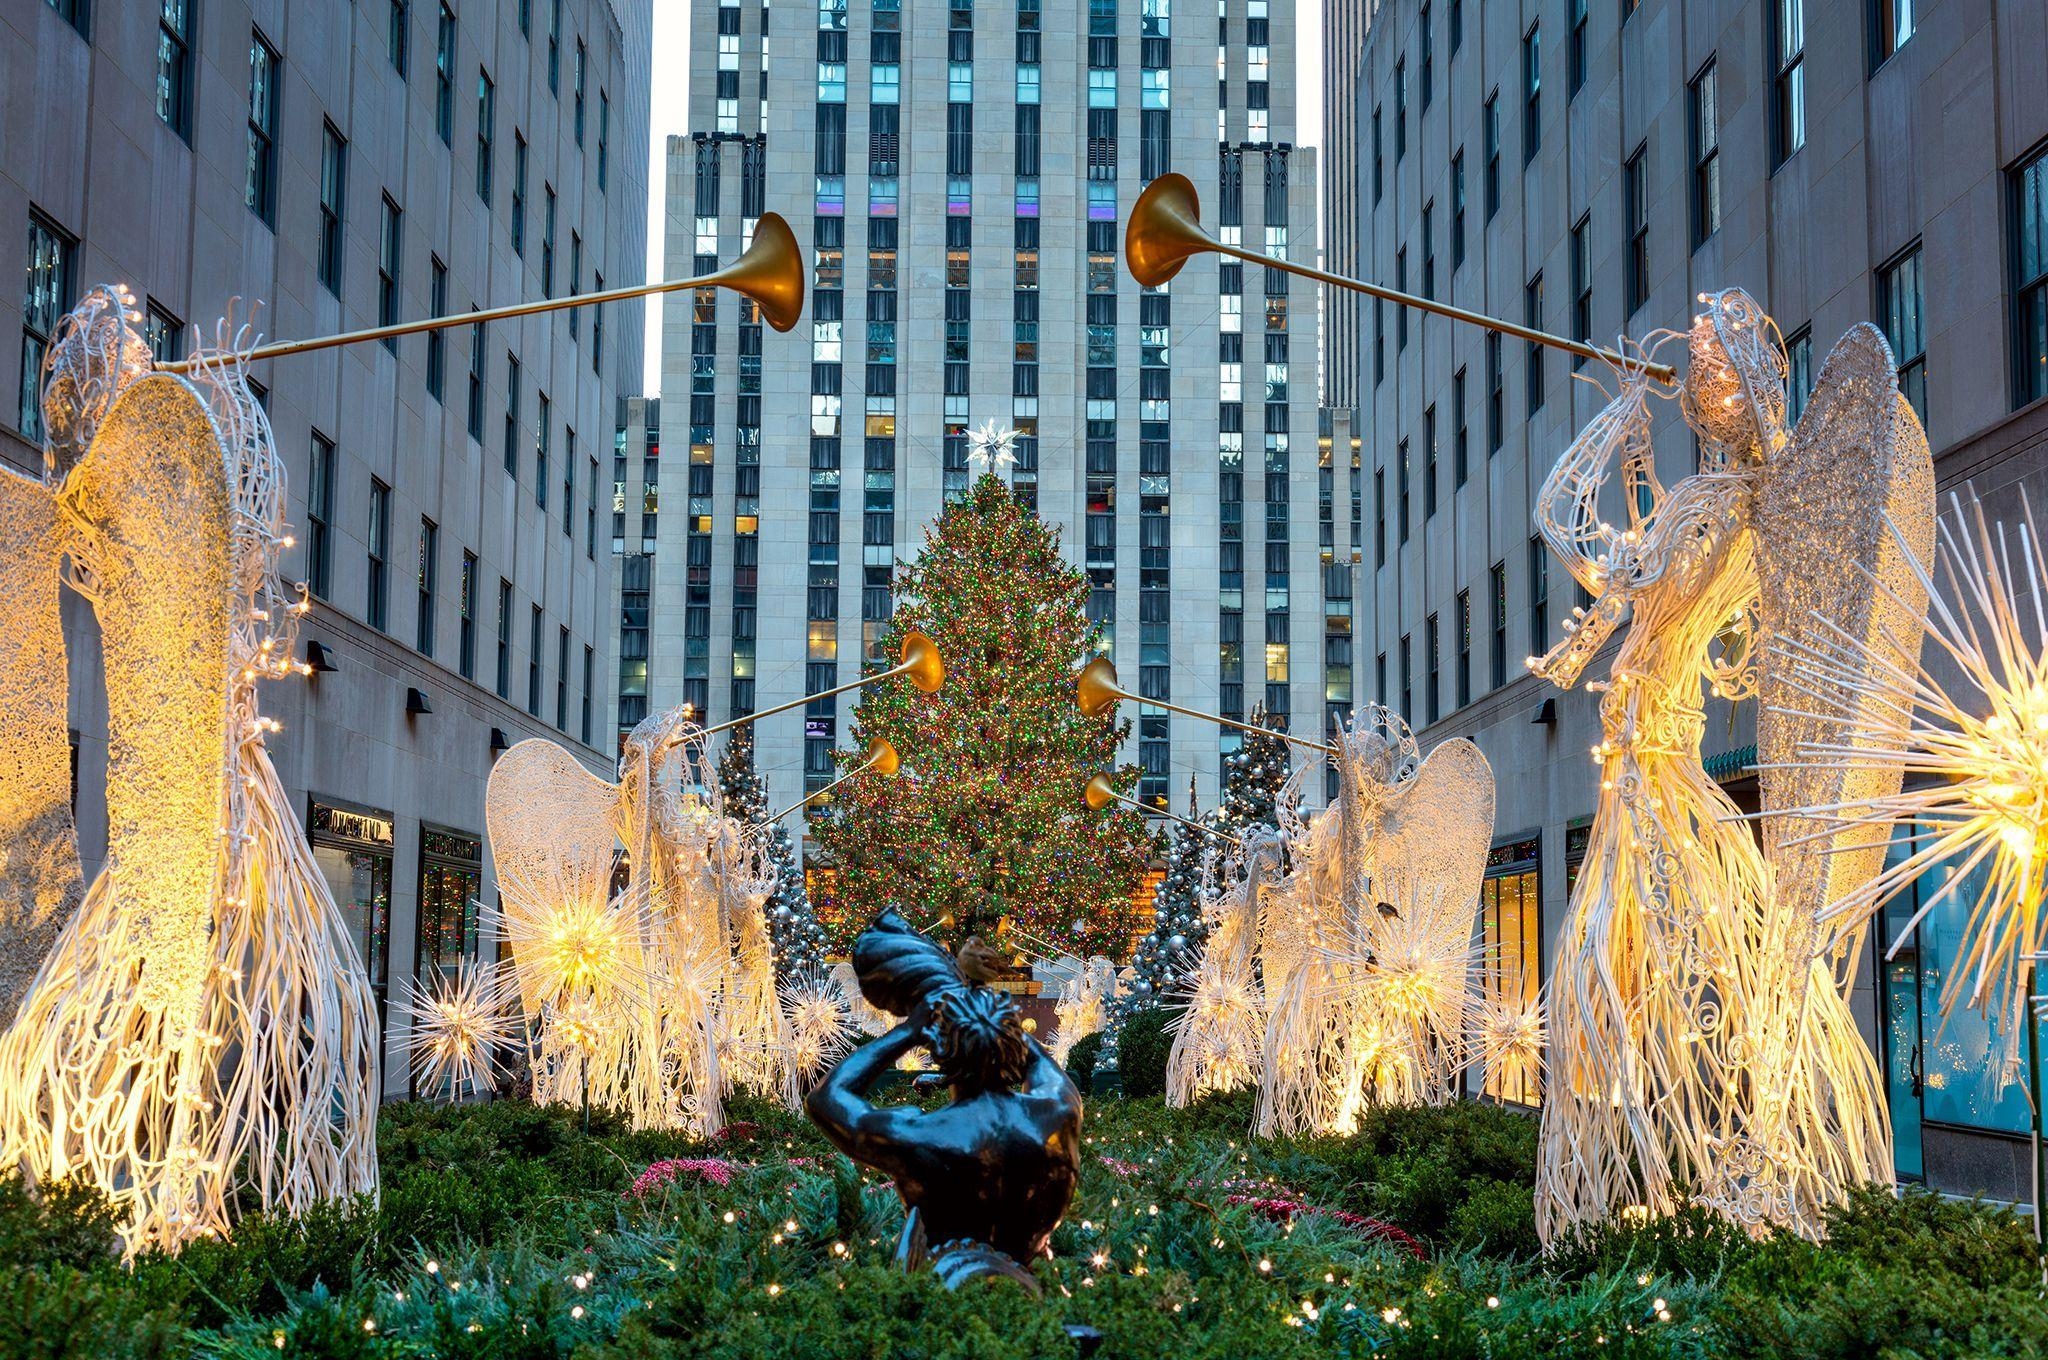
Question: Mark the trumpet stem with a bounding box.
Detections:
[695,659,913,743]
[160,215,795,371]
[1094,783,1243,846]
[1130,692,1336,757]
[757,743,892,825]
[1206,240,1675,385]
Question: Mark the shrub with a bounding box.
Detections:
[1065,1031,1105,1093]
[1114,1006,1178,1099]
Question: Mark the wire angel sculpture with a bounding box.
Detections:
[1165,834,1277,1107]
[1254,707,1496,1137]
[1050,955,1120,1068]
[1529,288,1933,1245]
[484,705,800,1134]
[1768,489,2048,1088]
[0,288,379,1255]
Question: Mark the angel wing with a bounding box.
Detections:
[1374,737,1497,924]
[485,738,624,1009]
[1754,323,1936,966]
[0,469,82,1025]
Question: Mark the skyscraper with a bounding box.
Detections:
[647,0,1331,851]
[0,0,651,1096]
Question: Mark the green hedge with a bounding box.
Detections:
[2,1089,2042,1358]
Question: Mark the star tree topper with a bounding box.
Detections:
[965,419,1021,473]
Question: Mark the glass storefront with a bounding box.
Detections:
[415,826,484,989]
[308,800,394,1025]
[1880,831,2042,1183]
[1480,833,1542,1106]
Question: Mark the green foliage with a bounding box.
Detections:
[7,1093,2043,1359]
[1064,1030,1105,1091]
[1113,1005,1177,1099]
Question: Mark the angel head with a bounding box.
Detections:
[39,284,153,482]
[1680,287,1791,469]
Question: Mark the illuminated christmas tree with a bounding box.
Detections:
[810,471,1154,958]
[1126,778,1215,997]
[716,722,827,982]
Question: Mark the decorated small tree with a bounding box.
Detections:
[1125,778,1212,998]
[810,472,1154,959]
[716,722,827,982]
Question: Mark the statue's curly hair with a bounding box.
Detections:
[931,985,1030,1090]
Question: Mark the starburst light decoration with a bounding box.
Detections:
[0,289,379,1255]
[1529,288,1933,1245]
[404,961,520,1099]
[964,418,1022,472]
[1769,489,2048,1084]
[780,970,856,1095]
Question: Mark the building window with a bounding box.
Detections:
[1529,535,1549,655]
[1521,23,1540,165]
[548,0,561,92]
[599,92,611,190]
[1785,326,1815,423]
[1424,406,1438,518]
[157,0,194,141]
[574,39,587,145]
[1372,105,1383,204]
[18,211,74,443]
[2013,149,2048,408]
[1373,466,1386,567]
[246,32,281,226]
[1424,612,1441,724]
[1772,0,1805,167]
[1421,202,1436,299]
[581,644,595,744]
[308,802,394,1026]
[435,3,456,145]
[144,301,183,363]
[1399,632,1412,717]
[1570,215,1592,368]
[415,517,439,657]
[511,133,528,255]
[542,187,557,296]
[503,353,521,474]
[1481,836,1542,1105]
[476,70,495,203]
[389,0,410,77]
[1397,439,1410,544]
[592,270,605,375]
[1880,244,1927,424]
[318,124,348,296]
[306,432,336,599]
[1625,142,1649,315]
[366,479,392,632]
[46,0,89,36]
[467,318,486,440]
[1489,560,1507,689]
[1568,0,1586,96]
[1394,59,1407,160]
[1872,0,1914,68]
[1450,150,1466,268]
[555,626,571,730]
[527,604,544,716]
[1690,60,1721,248]
[458,550,478,679]
[1486,332,1503,453]
[1452,368,1469,486]
[1525,274,1544,414]
[495,578,513,699]
[1455,589,1471,707]
[1419,2,1433,108]
[1483,92,1501,220]
[378,197,402,339]
[1395,249,1409,349]
[427,257,448,399]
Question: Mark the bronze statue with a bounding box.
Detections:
[806,912,1083,1289]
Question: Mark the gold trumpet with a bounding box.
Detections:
[161,213,805,373]
[1076,654,1335,756]
[691,631,945,744]
[1126,174,1675,384]
[763,737,900,824]
[1083,772,1241,847]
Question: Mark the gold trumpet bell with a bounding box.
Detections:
[711,212,805,333]
[899,631,945,693]
[1083,772,1118,811]
[1125,174,1210,288]
[864,737,901,777]
[1077,656,1124,719]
